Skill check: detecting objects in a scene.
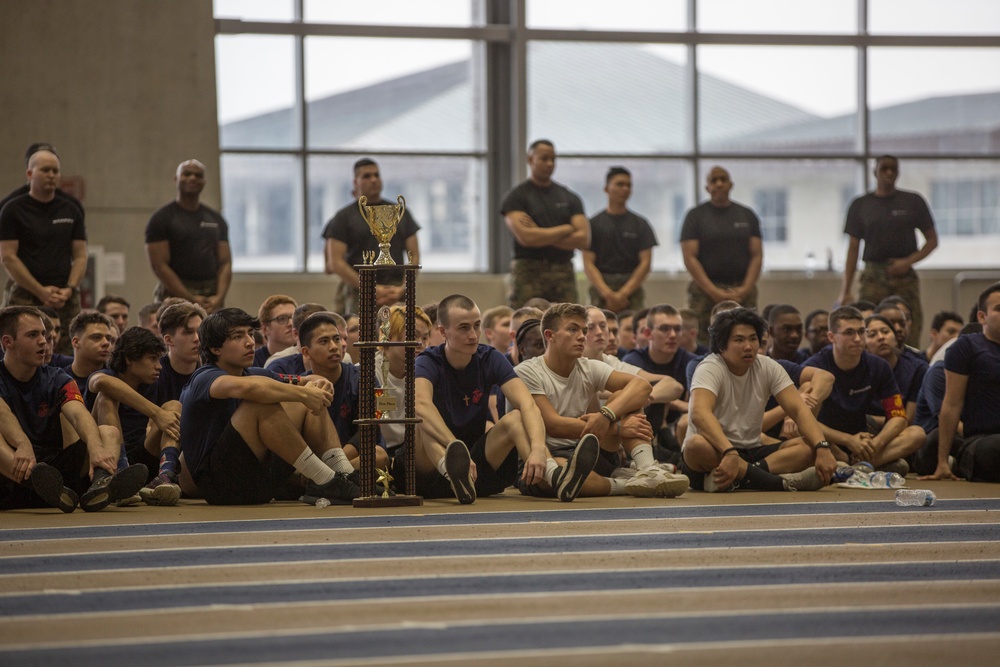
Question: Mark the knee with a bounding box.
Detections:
[374,446,390,469]
[162,400,181,415]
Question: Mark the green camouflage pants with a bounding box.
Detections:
[859,262,923,348]
[588,272,646,311]
[508,259,578,308]
[153,279,217,304]
[687,281,758,345]
[4,280,81,356]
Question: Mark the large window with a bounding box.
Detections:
[215,0,1000,274]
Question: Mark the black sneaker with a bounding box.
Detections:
[444,440,475,505]
[304,472,360,504]
[30,463,78,513]
[81,464,148,512]
[552,433,600,502]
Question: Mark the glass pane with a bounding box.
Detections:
[527,0,686,31]
[221,154,304,272]
[869,48,1000,156]
[217,35,299,149]
[214,0,294,22]
[304,0,479,26]
[305,38,483,152]
[554,158,694,272]
[699,0,857,34]
[527,43,690,154]
[695,159,861,271]
[918,160,1000,266]
[306,156,486,272]
[870,0,1000,35]
[698,46,857,154]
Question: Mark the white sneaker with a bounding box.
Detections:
[610,467,638,480]
[780,466,825,492]
[624,467,689,498]
[703,467,736,493]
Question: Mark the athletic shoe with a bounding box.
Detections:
[81,464,148,512]
[29,462,78,513]
[445,440,475,505]
[552,433,600,502]
[610,466,638,480]
[703,467,737,493]
[139,472,181,506]
[880,458,910,477]
[304,472,360,504]
[781,466,826,492]
[116,494,142,507]
[624,467,689,498]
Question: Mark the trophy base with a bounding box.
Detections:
[373,243,395,266]
[353,494,424,508]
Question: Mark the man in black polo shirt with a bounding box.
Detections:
[501,140,591,308]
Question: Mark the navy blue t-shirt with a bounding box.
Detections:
[180,365,279,473]
[914,361,946,433]
[147,354,194,406]
[944,333,1000,437]
[622,346,695,428]
[763,359,805,439]
[268,353,307,376]
[86,369,151,447]
[0,363,83,455]
[803,348,904,435]
[415,343,517,446]
[890,350,927,408]
[252,346,271,368]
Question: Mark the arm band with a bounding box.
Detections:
[721,447,739,457]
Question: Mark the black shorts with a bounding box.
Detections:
[392,431,517,499]
[0,440,89,510]
[682,443,783,491]
[125,440,159,484]
[193,423,294,505]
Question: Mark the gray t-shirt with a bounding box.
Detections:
[684,354,792,450]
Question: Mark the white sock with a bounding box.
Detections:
[436,455,449,479]
[630,443,657,470]
[544,458,559,486]
[295,449,335,485]
[321,448,354,475]
[607,477,628,495]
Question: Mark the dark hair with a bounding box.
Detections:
[97,294,130,312]
[158,302,207,338]
[960,322,983,336]
[877,295,911,317]
[353,157,378,175]
[633,308,650,326]
[767,304,800,326]
[804,308,829,330]
[515,318,541,349]
[138,301,161,322]
[69,310,114,339]
[931,310,964,332]
[708,307,766,355]
[978,282,1000,315]
[875,154,899,168]
[109,326,166,373]
[710,300,742,322]
[605,166,630,185]
[645,304,679,326]
[864,314,897,338]
[293,303,328,331]
[601,308,617,322]
[25,142,57,165]
[199,308,260,364]
[849,299,876,312]
[0,305,45,340]
[421,302,439,326]
[38,306,59,320]
[617,309,635,321]
[528,139,554,152]
[541,303,586,335]
[828,306,864,333]
[437,294,477,327]
[298,312,342,348]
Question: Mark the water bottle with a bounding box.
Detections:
[869,471,887,488]
[314,497,331,508]
[895,489,936,507]
[884,472,905,489]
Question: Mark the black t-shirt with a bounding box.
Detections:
[145,202,229,281]
[147,354,195,405]
[844,190,934,263]
[588,209,658,274]
[499,180,585,263]
[321,198,420,283]
[0,194,86,286]
[0,185,83,213]
[680,201,761,285]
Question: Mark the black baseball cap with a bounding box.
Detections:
[24,143,58,165]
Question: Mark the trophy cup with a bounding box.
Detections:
[358,195,406,266]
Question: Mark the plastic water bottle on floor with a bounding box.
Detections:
[315,497,331,508]
[870,471,887,488]
[895,489,936,506]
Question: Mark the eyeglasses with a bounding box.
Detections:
[833,328,863,339]
[654,324,682,334]
[268,314,293,325]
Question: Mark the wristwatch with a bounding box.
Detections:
[814,440,831,450]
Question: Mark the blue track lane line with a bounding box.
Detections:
[2,498,997,542]
[2,606,999,667]
[1,523,997,575]
[2,560,999,617]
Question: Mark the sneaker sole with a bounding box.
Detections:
[557,434,600,502]
[626,474,690,498]
[140,483,180,506]
[445,440,475,505]
[30,464,78,513]
[107,464,149,502]
[116,494,143,507]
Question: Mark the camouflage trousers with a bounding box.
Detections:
[687,281,758,345]
[588,272,646,311]
[3,280,81,356]
[153,279,217,304]
[508,258,578,308]
[859,262,923,348]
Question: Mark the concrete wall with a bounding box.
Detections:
[1,1,992,343]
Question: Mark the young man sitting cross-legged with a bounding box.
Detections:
[516,302,690,498]
[413,294,591,504]
[0,306,147,512]
[682,307,837,492]
[88,326,184,506]
[178,308,359,505]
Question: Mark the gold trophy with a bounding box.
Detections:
[358,195,406,265]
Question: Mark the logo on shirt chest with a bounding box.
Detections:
[52,218,74,225]
[462,388,485,406]
[200,221,219,228]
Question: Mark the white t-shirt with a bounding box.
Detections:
[684,354,793,450]
[601,353,642,375]
[374,350,406,449]
[515,356,613,450]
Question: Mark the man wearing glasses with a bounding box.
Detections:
[253,295,298,368]
[802,306,923,473]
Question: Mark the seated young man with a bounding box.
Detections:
[0,306,146,512]
[413,294,582,504]
[298,311,388,470]
[517,303,690,499]
[178,307,359,505]
[803,306,925,473]
[682,308,836,492]
[62,310,116,396]
[924,283,1000,483]
[149,301,206,404]
[88,327,183,506]
[265,303,332,373]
